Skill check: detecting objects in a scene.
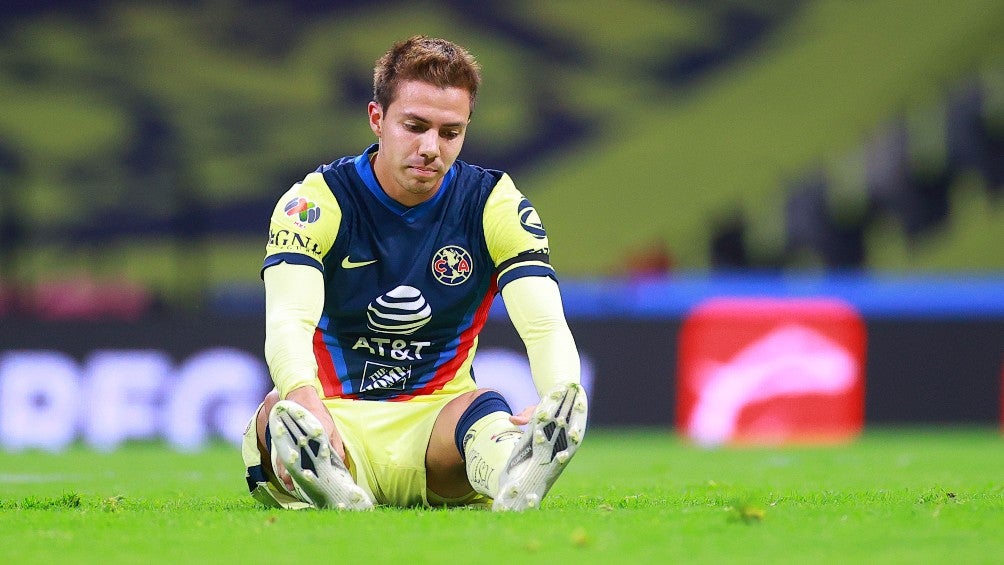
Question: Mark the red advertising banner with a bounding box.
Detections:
[677,298,866,446]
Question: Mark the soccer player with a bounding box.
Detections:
[241,36,587,511]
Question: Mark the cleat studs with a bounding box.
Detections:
[556,451,570,464]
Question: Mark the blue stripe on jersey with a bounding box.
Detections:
[262,252,324,274]
[353,144,457,224]
[317,314,353,394]
[415,279,496,394]
[498,266,557,290]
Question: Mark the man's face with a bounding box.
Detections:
[368,80,471,206]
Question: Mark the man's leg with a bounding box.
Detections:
[427,389,522,500]
[492,382,587,511]
[252,390,372,510]
[427,390,494,499]
[242,393,311,510]
[268,399,373,510]
[426,382,588,510]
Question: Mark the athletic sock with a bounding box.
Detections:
[462,411,523,498]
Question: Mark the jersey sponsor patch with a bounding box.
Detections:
[267,229,323,259]
[517,198,546,239]
[431,245,473,286]
[365,286,433,334]
[360,361,411,392]
[284,196,322,225]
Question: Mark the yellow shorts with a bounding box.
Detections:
[241,391,489,508]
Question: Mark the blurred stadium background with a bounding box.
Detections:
[0,1,1002,450]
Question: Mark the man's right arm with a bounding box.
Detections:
[263,261,346,462]
[263,262,325,399]
[262,172,341,398]
[261,172,343,460]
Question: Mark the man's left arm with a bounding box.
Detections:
[484,173,580,398]
[500,274,580,398]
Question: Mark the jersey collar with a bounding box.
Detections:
[354,144,456,223]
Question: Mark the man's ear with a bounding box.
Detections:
[367,101,383,137]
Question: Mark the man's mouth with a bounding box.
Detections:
[410,165,439,177]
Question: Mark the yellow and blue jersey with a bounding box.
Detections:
[263,144,554,402]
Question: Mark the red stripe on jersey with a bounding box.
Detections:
[313,327,342,397]
[391,278,499,402]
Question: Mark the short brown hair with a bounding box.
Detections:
[373,36,482,116]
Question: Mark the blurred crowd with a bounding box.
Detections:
[709,69,1004,270]
[0,2,1000,319]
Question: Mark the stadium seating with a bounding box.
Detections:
[0,2,1001,315]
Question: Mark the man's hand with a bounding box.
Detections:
[277,386,346,492]
[510,405,535,426]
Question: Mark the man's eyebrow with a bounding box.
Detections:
[402,112,466,128]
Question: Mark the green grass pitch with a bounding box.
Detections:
[2,428,1002,563]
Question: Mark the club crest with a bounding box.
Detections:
[431,245,473,286]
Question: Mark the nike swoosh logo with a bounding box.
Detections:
[341,256,378,269]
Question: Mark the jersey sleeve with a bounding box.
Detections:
[501,275,580,397]
[263,171,342,274]
[264,262,325,398]
[483,174,556,290]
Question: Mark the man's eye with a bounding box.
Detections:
[442,130,460,139]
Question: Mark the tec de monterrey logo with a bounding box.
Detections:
[518,198,546,239]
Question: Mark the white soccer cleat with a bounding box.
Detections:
[268,400,373,511]
[492,382,587,512]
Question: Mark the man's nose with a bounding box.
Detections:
[418,131,439,159]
